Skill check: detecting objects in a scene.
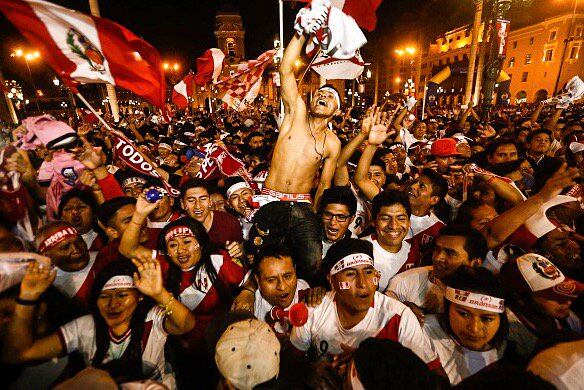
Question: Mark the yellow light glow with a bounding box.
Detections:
[163,63,169,70]
[36,90,43,96]
[294,59,303,68]
[14,49,23,57]
[33,51,40,58]
[25,53,34,61]
[173,63,179,70]
[395,77,401,83]
[405,47,416,55]
[395,49,404,56]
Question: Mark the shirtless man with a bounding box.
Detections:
[257,32,341,282]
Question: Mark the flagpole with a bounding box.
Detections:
[421,85,427,121]
[75,92,114,132]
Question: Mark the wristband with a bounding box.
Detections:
[158,294,175,317]
[16,297,39,306]
[243,287,256,294]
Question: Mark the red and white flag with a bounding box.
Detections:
[290,0,383,32]
[215,49,275,111]
[172,73,194,109]
[194,48,225,86]
[0,0,166,108]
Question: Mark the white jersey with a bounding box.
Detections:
[348,184,370,237]
[363,235,411,292]
[254,279,310,333]
[238,216,253,241]
[423,315,506,385]
[290,291,440,369]
[53,251,99,305]
[58,307,175,389]
[387,266,445,314]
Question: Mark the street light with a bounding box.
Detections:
[11,48,41,112]
[53,77,60,86]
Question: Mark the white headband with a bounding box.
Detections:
[102,275,135,291]
[226,181,250,199]
[445,287,505,313]
[165,226,195,243]
[330,253,374,275]
[122,177,146,188]
[158,143,172,150]
[319,86,341,109]
[569,142,584,154]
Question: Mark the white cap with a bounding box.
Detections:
[215,319,280,390]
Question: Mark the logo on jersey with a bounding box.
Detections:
[61,167,78,186]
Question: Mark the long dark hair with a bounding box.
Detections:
[90,260,153,383]
[440,266,509,349]
[158,217,231,305]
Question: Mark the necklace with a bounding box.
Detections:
[307,115,328,163]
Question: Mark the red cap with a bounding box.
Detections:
[431,138,461,157]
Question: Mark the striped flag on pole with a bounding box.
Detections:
[215,49,275,111]
[288,0,383,31]
[172,73,194,109]
[0,0,166,108]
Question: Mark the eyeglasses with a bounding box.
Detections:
[321,211,352,222]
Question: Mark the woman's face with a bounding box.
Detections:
[61,197,94,235]
[448,302,501,351]
[166,235,202,270]
[97,288,139,330]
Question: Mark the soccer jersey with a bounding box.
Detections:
[37,151,85,221]
[254,279,310,334]
[408,213,444,258]
[423,314,505,385]
[147,211,182,246]
[348,184,370,237]
[387,266,445,314]
[290,291,440,369]
[363,235,416,291]
[58,307,174,388]
[207,211,244,249]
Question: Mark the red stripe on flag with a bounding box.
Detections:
[93,16,166,109]
[0,0,78,89]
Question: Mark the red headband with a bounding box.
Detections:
[39,227,78,253]
[164,226,195,243]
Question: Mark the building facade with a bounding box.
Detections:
[380,12,583,105]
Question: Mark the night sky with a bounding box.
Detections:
[0,0,577,95]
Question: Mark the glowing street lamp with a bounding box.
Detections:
[11,48,42,112]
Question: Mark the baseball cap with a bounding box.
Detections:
[430,138,461,157]
[500,253,584,301]
[215,318,280,390]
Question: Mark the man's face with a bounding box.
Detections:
[210,193,227,212]
[181,187,212,223]
[321,203,354,243]
[448,303,501,351]
[529,133,551,155]
[109,204,149,244]
[435,156,456,173]
[392,147,407,168]
[163,153,179,168]
[330,265,379,312]
[310,89,339,118]
[228,187,254,217]
[45,234,90,272]
[158,147,171,159]
[123,183,144,199]
[374,204,410,250]
[407,175,437,210]
[488,144,518,165]
[255,255,298,309]
[432,235,472,280]
[381,152,398,175]
[368,165,386,189]
[531,295,572,319]
[248,136,264,150]
[469,205,498,232]
[61,197,93,235]
[541,229,582,270]
[150,195,173,222]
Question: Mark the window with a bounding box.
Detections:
[509,57,515,67]
[512,41,517,49]
[525,54,532,64]
[529,37,534,45]
[575,25,583,37]
[549,30,557,41]
[521,72,528,82]
[570,43,581,59]
[543,49,554,62]
[226,39,236,57]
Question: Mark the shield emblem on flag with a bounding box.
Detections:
[67,28,106,73]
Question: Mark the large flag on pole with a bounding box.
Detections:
[172,73,194,109]
[194,48,225,86]
[289,0,383,32]
[215,49,275,111]
[0,0,166,108]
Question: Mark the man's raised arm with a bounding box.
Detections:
[280,34,307,114]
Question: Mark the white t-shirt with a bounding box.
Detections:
[348,184,370,237]
[363,235,411,291]
[290,291,440,369]
[387,266,445,314]
[254,279,310,333]
[528,339,584,390]
[423,315,506,385]
[58,307,174,388]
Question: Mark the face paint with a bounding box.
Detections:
[372,277,378,286]
[339,281,352,290]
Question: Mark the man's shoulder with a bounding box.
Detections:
[213,210,240,225]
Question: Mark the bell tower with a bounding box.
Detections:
[214,3,245,66]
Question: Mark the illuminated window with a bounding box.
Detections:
[521,72,528,82]
[509,57,515,67]
[575,26,583,37]
[549,30,557,41]
[226,38,236,57]
[529,37,534,45]
[543,49,554,62]
[525,54,532,64]
[512,41,517,49]
[569,43,581,59]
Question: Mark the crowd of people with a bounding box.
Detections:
[0,31,583,390]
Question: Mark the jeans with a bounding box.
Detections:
[284,202,323,284]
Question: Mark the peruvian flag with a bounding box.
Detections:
[194,48,225,86]
[172,73,194,109]
[291,0,383,31]
[0,0,166,108]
